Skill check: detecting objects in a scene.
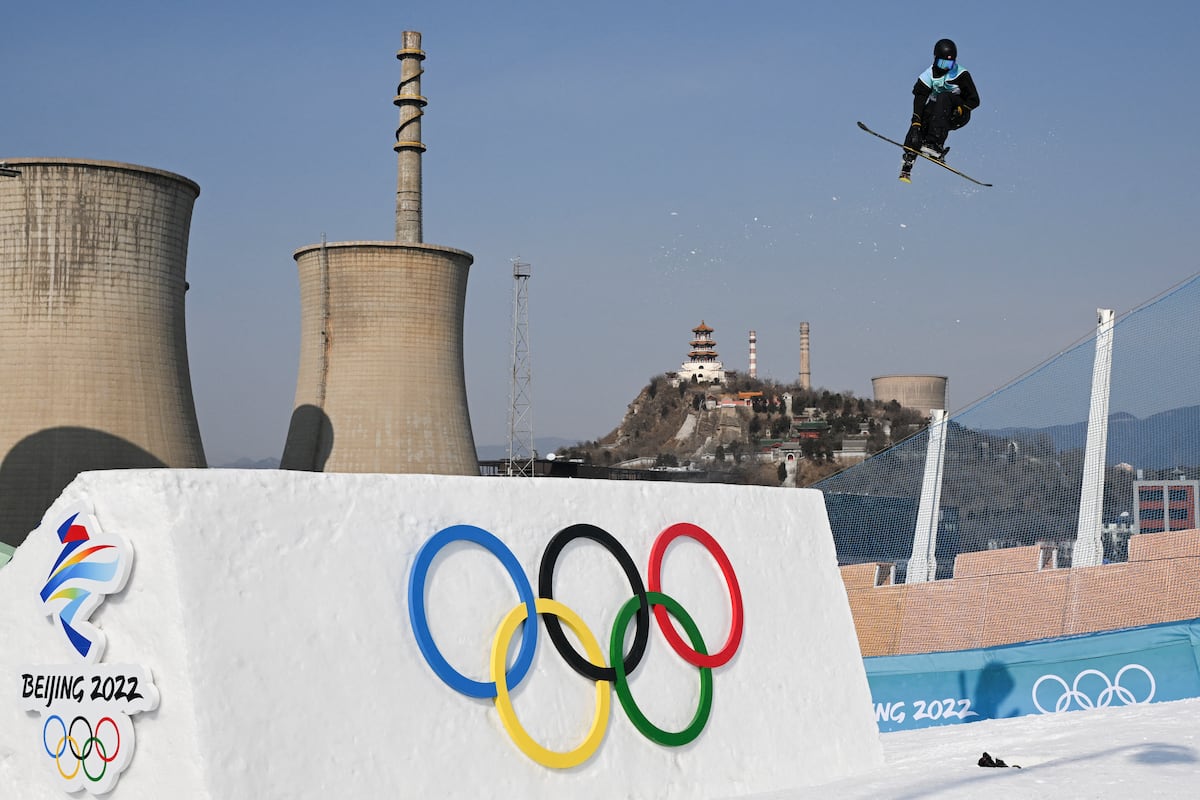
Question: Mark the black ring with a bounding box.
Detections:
[68,715,94,760]
[538,524,650,681]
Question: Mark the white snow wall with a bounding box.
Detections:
[0,470,883,798]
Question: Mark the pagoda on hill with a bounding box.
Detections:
[674,320,727,385]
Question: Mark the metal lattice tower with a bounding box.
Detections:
[507,259,534,476]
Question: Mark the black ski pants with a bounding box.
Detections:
[904,91,972,152]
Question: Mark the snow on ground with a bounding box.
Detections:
[757,697,1200,799]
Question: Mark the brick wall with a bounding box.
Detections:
[841,529,1200,656]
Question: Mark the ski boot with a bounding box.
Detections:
[899,154,914,183]
[920,143,949,161]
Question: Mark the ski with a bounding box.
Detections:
[0,166,20,178]
[857,121,992,187]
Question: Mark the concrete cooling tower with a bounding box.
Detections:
[871,374,949,417]
[0,159,206,546]
[280,31,478,475]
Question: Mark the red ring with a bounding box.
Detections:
[646,522,743,668]
[94,717,121,763]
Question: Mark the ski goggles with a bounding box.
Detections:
[935,58,955,70]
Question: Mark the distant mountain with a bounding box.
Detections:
[989,405,1200,470]
[214,457,282,469]
[211,438,584,469]
[476,437,583,461]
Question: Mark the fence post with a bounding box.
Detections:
[907,408,948,583]
[1073,308,1116,567]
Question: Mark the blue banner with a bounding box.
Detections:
[864,617,1200,732]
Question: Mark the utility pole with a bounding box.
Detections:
[507,259,534,476]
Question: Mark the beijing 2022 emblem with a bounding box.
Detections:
[17,507,160,795]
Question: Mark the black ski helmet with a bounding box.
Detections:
[934,38,957,62]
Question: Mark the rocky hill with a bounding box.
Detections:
[556,373,929,487]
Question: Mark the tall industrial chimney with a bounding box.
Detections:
[282,33,478,475]
[748,330,757,379]
[0,159,207,546]
[395,30,424,243]
[799,322,811,390]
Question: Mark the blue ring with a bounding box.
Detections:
[43,714,67,758]
[408,525,538,698]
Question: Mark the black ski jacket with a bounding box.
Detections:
[911,64,980,120]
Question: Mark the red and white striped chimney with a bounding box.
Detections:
[799,322,811,390]
[748,330,757,379]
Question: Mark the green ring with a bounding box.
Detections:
[81,736,107,782]
[609,590,713,747]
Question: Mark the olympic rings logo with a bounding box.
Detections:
[1032,664,1156,714]
[41,714,122,784]
[407,521,743,768]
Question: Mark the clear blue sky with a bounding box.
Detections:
[4,1,1198,463]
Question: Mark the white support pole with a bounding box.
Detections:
[1073,308,1116,567]
[907,409,948,584]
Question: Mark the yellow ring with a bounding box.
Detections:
[490,597,611,768]
[55,736,82,780]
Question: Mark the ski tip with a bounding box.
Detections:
[898,174,912,184]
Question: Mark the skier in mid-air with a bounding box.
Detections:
[899,38,980,183]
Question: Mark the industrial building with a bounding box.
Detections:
[280,32,478,475]
[1133,478,1199,534]
[871,374,949,418]
[0,159,206,546]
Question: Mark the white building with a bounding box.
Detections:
[674,320,727,385]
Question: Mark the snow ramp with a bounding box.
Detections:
[0,469,881,798]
